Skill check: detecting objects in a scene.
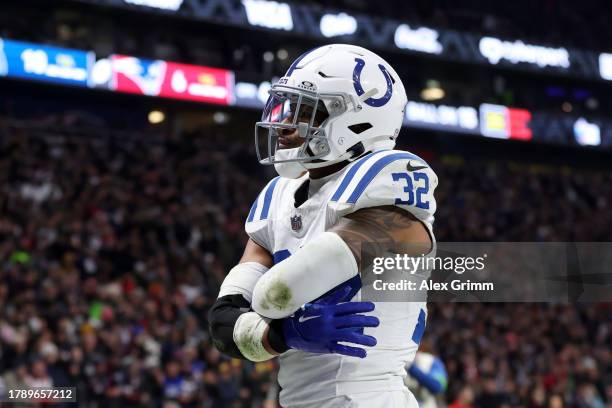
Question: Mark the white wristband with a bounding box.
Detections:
[233,312,276,362]
[252,231,358,319]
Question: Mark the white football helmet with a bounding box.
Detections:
[255,44,407,178]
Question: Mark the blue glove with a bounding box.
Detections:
[283,293,379,358]
[313,275,362,306]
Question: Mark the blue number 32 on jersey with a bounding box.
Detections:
[392,171,430,209]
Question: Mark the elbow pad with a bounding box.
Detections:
[252,232,358,319]
[208,294,252,359]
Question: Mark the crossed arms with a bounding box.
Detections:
[209,206,431,361]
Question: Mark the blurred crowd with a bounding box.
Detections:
[434,156,612,242]
[0,119,276,407]
[0,116,611,407]
[427,303,611,408]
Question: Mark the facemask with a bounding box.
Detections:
[273,147,307,179]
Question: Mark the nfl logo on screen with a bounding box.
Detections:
[290,215,302,231]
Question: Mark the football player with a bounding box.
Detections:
[209,44,438,407]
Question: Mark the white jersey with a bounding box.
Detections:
[245,149,438,407]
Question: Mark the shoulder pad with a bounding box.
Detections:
[328,150,438,225]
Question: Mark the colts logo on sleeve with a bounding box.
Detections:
[352,57,393,107]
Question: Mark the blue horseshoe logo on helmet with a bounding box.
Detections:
[352,57,394,107]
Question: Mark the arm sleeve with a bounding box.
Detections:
[252,231,358,319]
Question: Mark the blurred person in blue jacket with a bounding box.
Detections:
[405,351,448,408]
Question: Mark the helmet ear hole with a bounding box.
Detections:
[348,123,373,134]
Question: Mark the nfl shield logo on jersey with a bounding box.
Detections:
[290,215,302,231]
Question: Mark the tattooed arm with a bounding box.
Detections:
[251,205,432,319]
[331,206,432,265]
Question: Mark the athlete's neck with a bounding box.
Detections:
[307,161,350,179]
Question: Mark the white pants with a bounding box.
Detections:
[283,388,419,408]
